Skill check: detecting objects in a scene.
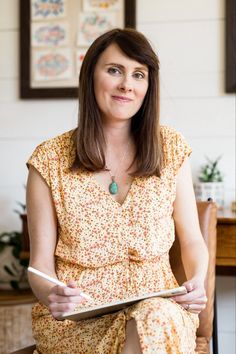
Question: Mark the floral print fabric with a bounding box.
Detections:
[27,126,199,354]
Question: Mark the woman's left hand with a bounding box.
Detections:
[170,278,207,314]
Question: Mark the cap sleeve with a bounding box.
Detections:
[27,143,51,187]
[161,126,192,175]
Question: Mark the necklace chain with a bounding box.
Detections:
[106,141,131,195]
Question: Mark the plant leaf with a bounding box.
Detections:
[4,265,15,276]
[12,245,21,259]
[0,243,6,252]
[16,201,26,211]
[11,262,20,274]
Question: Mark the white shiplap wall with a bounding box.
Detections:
[138,0,235,204]
[0,1,78,231]
[0,1,235,353]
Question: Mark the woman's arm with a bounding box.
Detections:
[26,165,58,305]
[27,166,85,318]
[171,158,208,313]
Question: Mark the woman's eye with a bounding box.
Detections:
[133,72,145,79]
[107,67,121,75]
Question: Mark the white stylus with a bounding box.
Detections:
[28,266,92,301]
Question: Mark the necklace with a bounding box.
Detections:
[106,142,130,195]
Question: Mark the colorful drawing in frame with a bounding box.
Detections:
[83,0,122,12]
[77,12,117,46]
[32,48,73,81]
[76,48,87,75]
[31,21,69,47]
[31,0,67,21]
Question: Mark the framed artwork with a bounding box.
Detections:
[20,0,136,99]
[225,0,236,93]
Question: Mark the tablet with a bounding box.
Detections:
[62,286,187,321]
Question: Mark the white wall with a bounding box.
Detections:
[0,1,79,231]
[0,1,235,352]
[138,0,235,205]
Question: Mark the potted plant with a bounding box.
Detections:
[0,231,29,290]
[0,197,30,290]
[194,156,224,209]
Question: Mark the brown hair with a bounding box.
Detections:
[72,28,163,177]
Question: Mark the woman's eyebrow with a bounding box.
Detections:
[105,62,148,72]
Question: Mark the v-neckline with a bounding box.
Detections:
[89,172,136,208]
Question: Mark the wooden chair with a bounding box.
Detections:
[11,201,218,354]
[170,200,218,353]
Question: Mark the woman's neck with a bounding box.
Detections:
[102,121,132,149]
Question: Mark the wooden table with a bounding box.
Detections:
[216,209,236,275]
[0,288,36,305]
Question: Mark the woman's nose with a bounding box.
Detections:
[118,76,133,92]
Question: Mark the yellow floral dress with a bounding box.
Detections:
[27,125,199,354]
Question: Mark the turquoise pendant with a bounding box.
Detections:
[109,180,118,195]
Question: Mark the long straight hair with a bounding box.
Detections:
[72,28,163,177]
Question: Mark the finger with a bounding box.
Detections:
[51,312,64,320]
[183,303,207,313]
[67,280,78,288]
[49,301,76,314]
[188,309,201,314]
[50,294,86,304]
[174,296,207,305]
[171,289,199,302]
[184,282,194,292]
[171,288,206,303]
[55,285,82,296]
[195,296,208,304]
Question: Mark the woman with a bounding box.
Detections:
[27,28,208,354]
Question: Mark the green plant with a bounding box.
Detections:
[14,201,26,215]
[13,185,26,215]
[198,156,223,182]
[0,231,29,290]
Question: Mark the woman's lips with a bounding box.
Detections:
[111,95,133,102]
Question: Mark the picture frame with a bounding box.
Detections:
[225,0,236,93]
[20,0,136,99]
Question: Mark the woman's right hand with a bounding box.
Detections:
[48,280,87,320]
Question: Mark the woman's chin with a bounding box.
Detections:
[102,112,134,122]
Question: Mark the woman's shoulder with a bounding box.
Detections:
[39,129,75,149]
[160,125,182,140]
[36,129,76,158]
[160,125,189,147]
[27,130,76,187]
[160,125,192,173]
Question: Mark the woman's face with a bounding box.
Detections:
[93,43,149,123]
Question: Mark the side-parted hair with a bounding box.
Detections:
[72,28,163,177]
